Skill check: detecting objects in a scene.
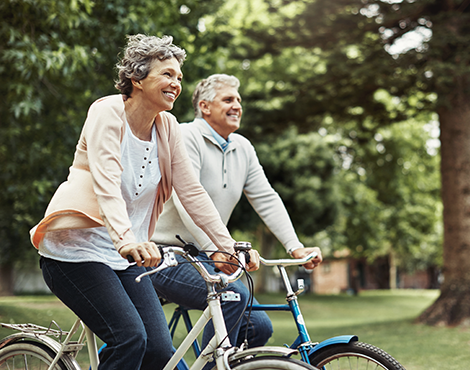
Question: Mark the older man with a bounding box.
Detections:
[151,74,322,351]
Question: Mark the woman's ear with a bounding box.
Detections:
[131,78,142,91]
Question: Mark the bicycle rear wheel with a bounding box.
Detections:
[231,356,319,370]
[0,341,70,370]
[309,341,405,370]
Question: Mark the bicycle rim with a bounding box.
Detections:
[0,341,68,370]
[309,341,405,370]
[231,356,319,370]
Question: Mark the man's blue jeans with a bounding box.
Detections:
[150,252,273,350]
[40,257,173,370]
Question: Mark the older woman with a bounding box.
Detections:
[30,34,259,370]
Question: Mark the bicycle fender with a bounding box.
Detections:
[0,332,81,369]
[308,335,358,355]
[229,346,298,361]
[0,332,63,352]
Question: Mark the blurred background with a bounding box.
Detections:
[1,0,469,329]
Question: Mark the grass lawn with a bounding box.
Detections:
[1,290,468,369]
[257,289,469,370]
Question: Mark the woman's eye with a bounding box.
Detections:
[163,72,171,77]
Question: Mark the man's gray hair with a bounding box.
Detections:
[115,34,186,96]
[192,74,240,118]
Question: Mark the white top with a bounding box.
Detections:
[39,119,160,270]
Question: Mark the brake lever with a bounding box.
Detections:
[133,249,178,282]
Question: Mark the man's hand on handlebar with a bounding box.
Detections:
[119,242,161,267]
[291,247,322,270]
[210,249,260,274]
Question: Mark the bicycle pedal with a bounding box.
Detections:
[221,292,241,301]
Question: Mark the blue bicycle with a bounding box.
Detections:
[166,252,406,370]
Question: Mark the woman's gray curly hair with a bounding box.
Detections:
[115,34,186,96]
[192,74,240,118]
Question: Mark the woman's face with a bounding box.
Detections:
[136,57,183,112]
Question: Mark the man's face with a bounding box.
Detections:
[200,85,242,139]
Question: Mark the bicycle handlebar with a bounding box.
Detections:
[259,251,318,267]
[134,246,247,286]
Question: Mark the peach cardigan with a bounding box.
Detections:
[30,95,235,253]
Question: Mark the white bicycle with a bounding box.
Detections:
[0,241,319,370]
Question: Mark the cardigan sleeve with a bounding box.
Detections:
[83,97,136,251]
[166,119,235,254]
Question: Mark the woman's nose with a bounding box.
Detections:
[170,78,181,86]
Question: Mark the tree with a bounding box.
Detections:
[221,0,467,325]
[0,0,228,294]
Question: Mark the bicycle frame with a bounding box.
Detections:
[0,245,301,370]
[166,293,232,370]
[167,258,358,367]
[150,248,299,370]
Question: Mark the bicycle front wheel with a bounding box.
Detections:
[0,341,70,370]
[309,341,405,370]
[231,356,319,370]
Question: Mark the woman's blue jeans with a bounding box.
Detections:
[150,252,273,350]
[40,257,173,370]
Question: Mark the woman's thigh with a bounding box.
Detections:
[40,258,168,346]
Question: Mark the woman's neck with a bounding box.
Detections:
[124,95,157,142]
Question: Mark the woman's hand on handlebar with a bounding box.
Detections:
[210,249,260,274]
[291,247,322,270]
[119,242,161,267]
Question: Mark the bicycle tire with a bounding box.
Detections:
[309,341,406,370]
[231,356,319,370]
[0,340,70,370]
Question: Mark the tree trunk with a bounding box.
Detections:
[0,264,14,296]
[389,250,397,290]
[418,102,470,325]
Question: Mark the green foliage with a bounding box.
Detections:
[0,0,447,276]
[0,0,95,265]
[256,127,340,235]
[336,118,441,268]
[212,0,445,271]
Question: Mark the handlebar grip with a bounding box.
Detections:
[243,250,251,264]
[126,245,164,264]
